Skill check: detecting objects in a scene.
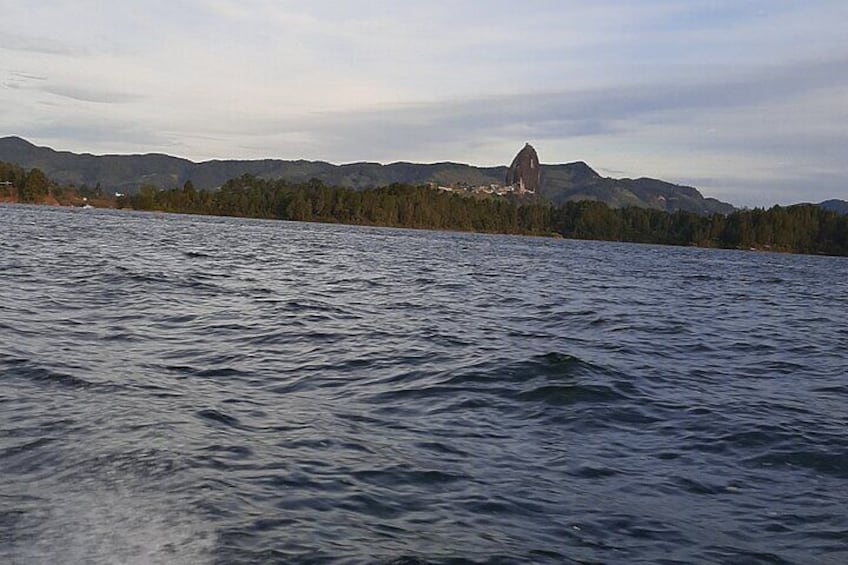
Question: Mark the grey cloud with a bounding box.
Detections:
[11,71,47,80]
[40,85,142,104]
[244,54,846,204]
[20,122,176,152]
[0,32,88,56]
[684,129,848,166]
[2,68,140,105]
[684,174,846,208]
[275,54,848,154]
[2,69,48,90]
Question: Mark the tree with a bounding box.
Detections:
[22,168,49,202]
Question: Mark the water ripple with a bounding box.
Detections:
[1,205,847,564]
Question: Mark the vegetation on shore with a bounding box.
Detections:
[127,174,848,256]
[0,136,734,214]
[3,162,847,256]
[0,162,114,207]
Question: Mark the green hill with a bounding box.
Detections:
[817,199,848,215]
[0,136,733,214]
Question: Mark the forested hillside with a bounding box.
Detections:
[0,136,732,214]
[4,159,845,256]
[124,175,848,256]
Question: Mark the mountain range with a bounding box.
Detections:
[1,135,737,214]
[817,199,848,215]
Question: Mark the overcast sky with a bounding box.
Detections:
[1,1,846,207]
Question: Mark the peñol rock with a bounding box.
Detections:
[0,136,737,214]
[505,142,541,193]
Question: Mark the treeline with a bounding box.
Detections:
[557,200,848,255]
[127,176,552,234]
[126,175,848,256]
[0,162,50,202]
[0,161,107,204]
[3,161,845,256]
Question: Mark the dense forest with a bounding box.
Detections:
[0,162,51,203]
[3,161,847,256]
[124,174,848,256]
[0,136,733,214]
[0,162,110,205]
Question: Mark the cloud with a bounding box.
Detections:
[1,70,46,91]
[0,31,88,56]
[684,174,846,209]
[0,1,846,206]
[39,85,141,104]
[249,54,847,157]
[18,121,180,155]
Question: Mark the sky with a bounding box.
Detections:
[1,1,846,207]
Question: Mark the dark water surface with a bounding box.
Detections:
[1,204,846,564]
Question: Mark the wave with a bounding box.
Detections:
[1,355,112,392]
[4,206,848,564]
[196,408,242,429]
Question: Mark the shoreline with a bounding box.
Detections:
[5,200,844,258]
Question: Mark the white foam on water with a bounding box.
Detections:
[4,480,215,565]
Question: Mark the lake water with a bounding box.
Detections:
[1,204,846,564]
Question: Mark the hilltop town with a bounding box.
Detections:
[433,143,540,196]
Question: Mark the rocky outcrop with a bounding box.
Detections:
[0,136,737,214]
[505,143,541,193]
